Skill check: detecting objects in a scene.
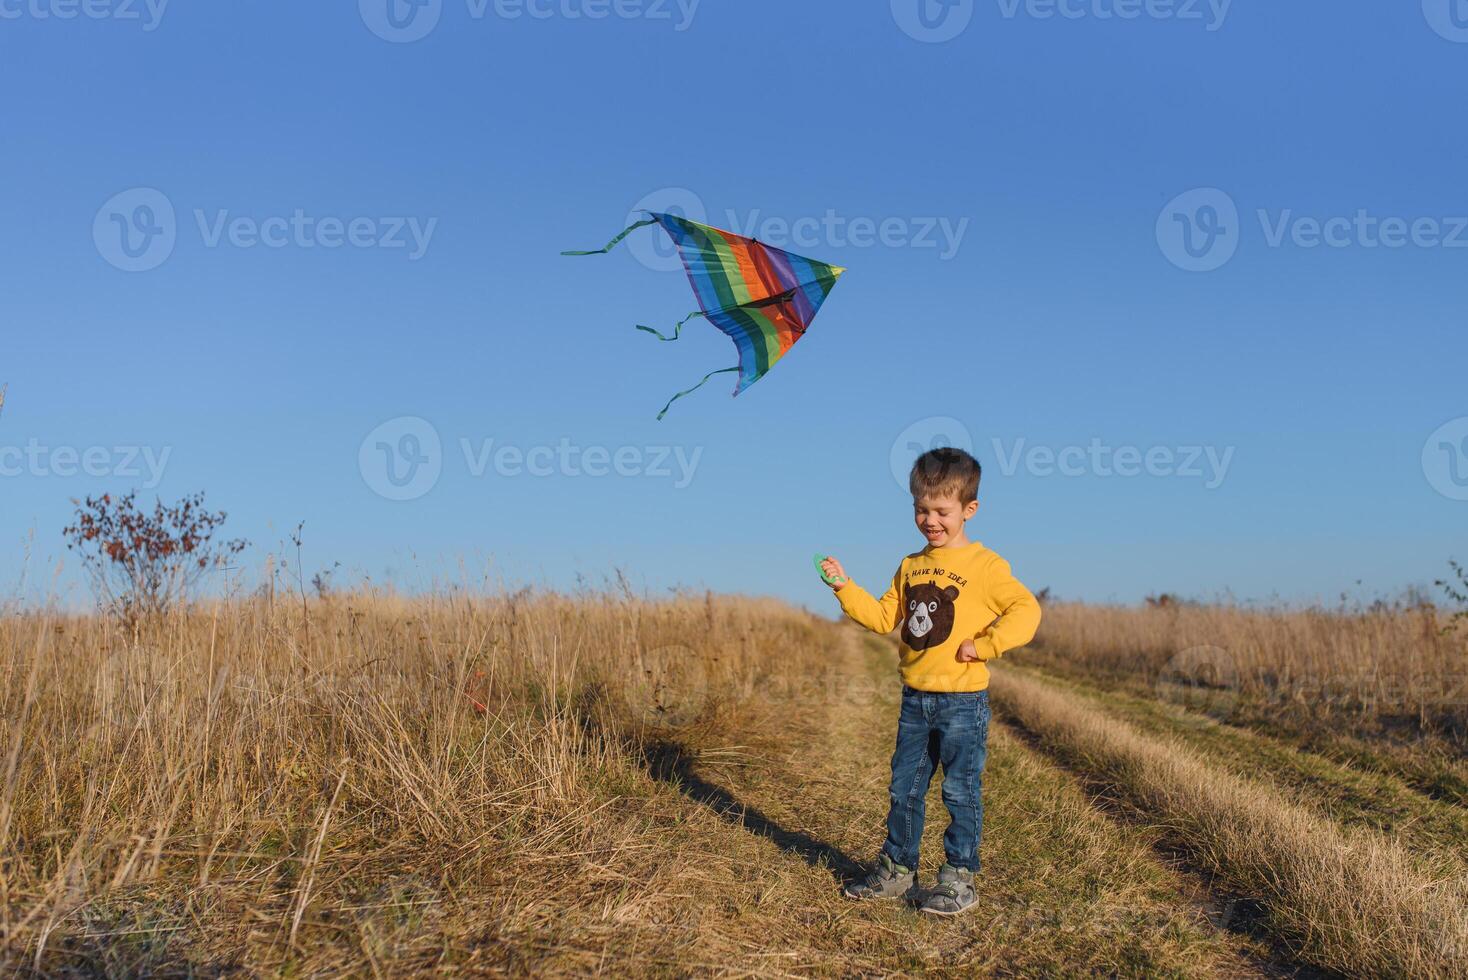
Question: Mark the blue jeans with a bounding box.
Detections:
[882,686,990,872]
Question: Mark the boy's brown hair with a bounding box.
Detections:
[909,447,982,504]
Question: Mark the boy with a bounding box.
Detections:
[820,447,1041,916]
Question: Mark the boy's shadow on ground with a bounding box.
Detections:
[638,739,865,886]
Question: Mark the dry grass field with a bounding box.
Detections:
[1,592,1465,977]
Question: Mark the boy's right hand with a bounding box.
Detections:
[820,556,848,591]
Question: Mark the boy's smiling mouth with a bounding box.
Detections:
[913,488,979,550]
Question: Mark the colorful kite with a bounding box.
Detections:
[563,211,846,419]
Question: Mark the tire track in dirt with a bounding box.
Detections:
[1007,663,1468,866]
[991,666,1468,978]
[653,629,1283,976]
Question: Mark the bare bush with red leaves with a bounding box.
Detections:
[63,491,248,621]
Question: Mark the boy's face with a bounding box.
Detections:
[913,492,979,548]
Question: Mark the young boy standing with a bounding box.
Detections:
[820,447,1041,915]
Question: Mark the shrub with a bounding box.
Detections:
[63,491,248,622]
[1438,559,1468,635]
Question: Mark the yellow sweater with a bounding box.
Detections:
[836,540,1042,692]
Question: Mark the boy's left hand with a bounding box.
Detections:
[956,639,981,663]
[818,556,848,591]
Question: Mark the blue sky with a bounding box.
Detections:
[2,1,1465,610]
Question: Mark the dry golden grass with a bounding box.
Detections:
[7,590,1461,977]
[0,590,838,975]
[992,668,1468,978]
[1030,601,1468,740]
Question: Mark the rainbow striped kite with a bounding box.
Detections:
[563,211,846,419]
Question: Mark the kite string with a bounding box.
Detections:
[559,216,658,256]
[656,367,739,421]
[635,310,705,341]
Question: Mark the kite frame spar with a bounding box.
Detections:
[563,211,846,419]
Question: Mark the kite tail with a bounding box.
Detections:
[635,310,705,341]
[560,215,659,256]
[656,366,739,421]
